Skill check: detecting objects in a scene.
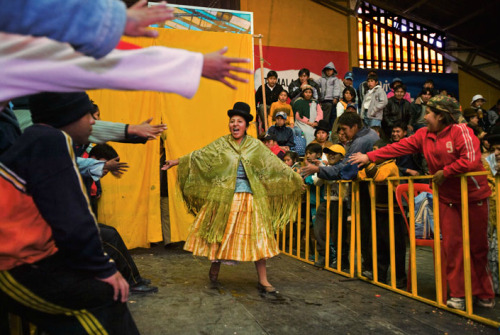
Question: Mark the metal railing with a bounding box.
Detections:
[278,172,500,328]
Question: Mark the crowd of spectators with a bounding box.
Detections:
[257,66,500,311]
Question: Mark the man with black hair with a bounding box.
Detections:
[302,112,379,275]
[288,68,321,101]
[255,70,284,134]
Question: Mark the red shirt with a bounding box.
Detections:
[367,124,490,203]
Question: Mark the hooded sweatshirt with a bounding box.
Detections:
[317,62,341,102]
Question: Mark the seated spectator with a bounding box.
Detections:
[387,78,411,103]
[410,88,433,131]
[317,62,341,126]
[422,79,439,96]
[303,143,326,224]
[288,68,321,102]
[268,89,294,128]
[390,123,426,177]
[336,86,357,120]
[0,91,139,333]
[470,94,490,132]
[382,84,411,139]
[361,73,388,128]
[311,120,334,149]
[255,70,283,134]
[338,71,355,103]
[313,144,349,268]
[267,111,295,151]
[293,85,324,144]
[261,133,285,160]
[357,140,407,288]
[487,99,500,127]
[284,150,301,173]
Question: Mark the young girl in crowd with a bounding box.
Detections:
[336,86,357,119]
[293,85,324,144]
[269,89,294,128]
[284,151,301,173]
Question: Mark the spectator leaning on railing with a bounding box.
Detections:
[349,95,495,311]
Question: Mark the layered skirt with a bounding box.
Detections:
[184,192,279,261]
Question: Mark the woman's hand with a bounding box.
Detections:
[433,170,446,186]
[348,152,370,167]
[161,159,179,170]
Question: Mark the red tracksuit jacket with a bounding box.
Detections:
[367,123,490,203]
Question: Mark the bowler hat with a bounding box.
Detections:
[314,120,330,136]
[227,102,254,122]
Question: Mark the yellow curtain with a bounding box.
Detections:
[88,29,255,248]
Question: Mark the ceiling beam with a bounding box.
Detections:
[402,0,430,14]
[443,6,489,31]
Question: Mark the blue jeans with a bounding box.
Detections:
[363,118,381,127]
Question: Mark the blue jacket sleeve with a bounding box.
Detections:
[0,0,126,58]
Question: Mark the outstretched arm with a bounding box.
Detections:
[161,159,179,170]
[202,47,252,89]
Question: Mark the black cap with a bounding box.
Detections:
[29,92,93,128]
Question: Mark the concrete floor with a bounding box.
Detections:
[127,244,498,335]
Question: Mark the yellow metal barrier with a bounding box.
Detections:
[278,172,500,328]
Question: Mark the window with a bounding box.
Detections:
[357,2,444,73]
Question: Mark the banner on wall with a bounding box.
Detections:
[352,67,459,101]
[253,45,349,92]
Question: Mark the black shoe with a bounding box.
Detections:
[140,278,151,285]
[130,284,158,294]
[257,282,279,295]
[209,262,221,283]
[396,277,407,289]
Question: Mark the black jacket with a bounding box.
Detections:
[267,125,295,147]
[255,83,283,107]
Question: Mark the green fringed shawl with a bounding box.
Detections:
[177,134,304,243]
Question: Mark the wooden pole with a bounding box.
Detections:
[253,34,268,132]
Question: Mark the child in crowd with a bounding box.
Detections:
[284,150,301,173]
[303,143,326,224]
[269,89,294,128]
[386,78,411,102]
[317,62,341,126]
[313,144,350,268]
[361,73,388,128]
[331,102,357,143]
[311,120,334,163]
[288,68,321,102]
[261,133,285,160]
[267,111,295,151]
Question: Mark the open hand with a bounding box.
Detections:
[104,157,129,177]
[161,159,179,171]
[202,47,252,89]
[348,152,370,167]
[128,118,167,140]
[125,0,175,38]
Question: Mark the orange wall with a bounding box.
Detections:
[459,70,500,108]
[241,0,358,67]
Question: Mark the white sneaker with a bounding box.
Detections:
[446,297,465,310]
[476,298,496,308]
